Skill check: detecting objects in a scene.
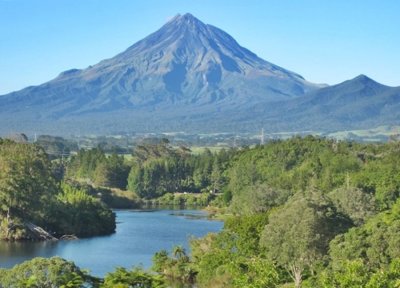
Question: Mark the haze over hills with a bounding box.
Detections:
[0,13,398,135]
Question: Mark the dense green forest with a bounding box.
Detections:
[66,138,233,202]
[0,139,115,240]
[1,136,400,287]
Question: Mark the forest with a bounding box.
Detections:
[0,139,115,241]
[0,136,400,287]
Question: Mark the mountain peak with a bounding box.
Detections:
[180,13,196,20]
[354,74,373,82]
[350,74,386,88]
[168,13,204,27]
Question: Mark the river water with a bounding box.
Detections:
[0,209,223,277]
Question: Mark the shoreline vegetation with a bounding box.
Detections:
[1,136,400,287]
[0,139,116,241]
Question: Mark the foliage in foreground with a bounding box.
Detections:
[153,137,400,287]
[2,136,400,287]
[0,257,167,288]
[0,257,98,288]
[102,267,165,288]
[305,258,400,288]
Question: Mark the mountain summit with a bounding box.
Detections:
[46,12,317,112]
[0,14,397,135]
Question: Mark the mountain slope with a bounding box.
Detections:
[257,75,400,132]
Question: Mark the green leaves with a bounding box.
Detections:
[328,186,376,226]
[103,267,165,288]
[308,258,400,288]
[151,245,195,284]
[0,257,96,288]
[260,192,351,287]
[49,183,116,237]
[67,149,129,189]
[330,197,400,270]
[127,147,234,199]
[228,257,280,288]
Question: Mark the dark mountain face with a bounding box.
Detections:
[0,14,398,135]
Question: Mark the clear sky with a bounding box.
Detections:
[1,0,399,95]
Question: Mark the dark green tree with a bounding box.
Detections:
[0,141,58,225]
[0,257,98,287]
[260,192,351,287]
[329,185,376,226]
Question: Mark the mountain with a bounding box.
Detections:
[253,75,400,132]
[0,13,398,135]
[0,13,320,135]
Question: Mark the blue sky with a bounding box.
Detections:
[0,0,399,95]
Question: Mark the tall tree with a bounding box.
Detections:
[260,191,351,287]
[0,140,58,223]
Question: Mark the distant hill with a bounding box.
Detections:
[0,13,398,135]
[256,75,400,132]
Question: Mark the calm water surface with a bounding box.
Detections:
[0,209,223,277]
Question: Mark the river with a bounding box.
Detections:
[0,209,223,277]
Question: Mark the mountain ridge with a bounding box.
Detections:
[257,74,400,132]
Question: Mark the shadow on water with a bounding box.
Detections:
[0,240,60,268]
